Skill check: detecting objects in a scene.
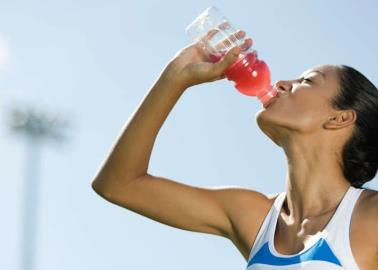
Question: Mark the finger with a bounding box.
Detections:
[213,30,246,51]
[212,45,242,74]
[218,21,231,30]
[199,21,231,44]
[219,73,227,80]
[240,37,253,51]
[211,38,252,63]
[199,26,220,44]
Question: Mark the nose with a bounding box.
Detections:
[273,80,292,93]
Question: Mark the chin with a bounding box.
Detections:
[255,110,283,147]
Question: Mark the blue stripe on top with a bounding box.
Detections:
[247,238,342,267]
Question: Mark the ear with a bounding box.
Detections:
[323,110,356,130]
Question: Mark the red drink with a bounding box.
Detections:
[186,6,277,106]
[225,51,270,95]
[210,51,277,105]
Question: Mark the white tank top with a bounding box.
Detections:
[246,185,365,270]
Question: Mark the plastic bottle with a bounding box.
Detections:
[185,6,278,106]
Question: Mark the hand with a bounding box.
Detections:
[161,27,253,90]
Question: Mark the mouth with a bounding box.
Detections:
[263,97,277,108]
[262,90,285,108]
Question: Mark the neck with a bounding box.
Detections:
[281,133,351,222]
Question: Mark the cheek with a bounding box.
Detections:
[257,94,328,132]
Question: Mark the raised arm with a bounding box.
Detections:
[91,32,271,245]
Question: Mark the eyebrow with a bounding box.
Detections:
[299,70,326,81]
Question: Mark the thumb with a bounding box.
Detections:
[213,46,242,74]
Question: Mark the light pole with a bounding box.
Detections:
[8,106,69,270]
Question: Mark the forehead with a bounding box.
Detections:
[299,65,339,81]
[300,65,340,97]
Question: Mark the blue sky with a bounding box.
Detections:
[1,0,377,269]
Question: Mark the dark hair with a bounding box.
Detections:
[331,65,378,188]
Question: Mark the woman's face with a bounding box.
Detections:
[256,64,341,146]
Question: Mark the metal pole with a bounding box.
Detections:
[7,106,68,270]
[20,136,41,270]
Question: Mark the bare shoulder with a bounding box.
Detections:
[358,188,378,223]
[354,188,378,253]
[224,189,280,261]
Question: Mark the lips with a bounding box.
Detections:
[263,97,278,108]
[263,90,285,108]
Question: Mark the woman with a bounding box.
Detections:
[91,30,378,269]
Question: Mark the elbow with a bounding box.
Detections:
[91,178,112,200]
[91,179,101,194]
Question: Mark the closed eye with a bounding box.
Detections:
[302,78,312,83]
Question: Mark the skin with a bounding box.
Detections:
[257,64,355,224]
[92,28,378,269]
[255,64,378,268]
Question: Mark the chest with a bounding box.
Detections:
[273,213,373,269]
[232,197,376,270]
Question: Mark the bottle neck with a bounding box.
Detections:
[257,85,278,105]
